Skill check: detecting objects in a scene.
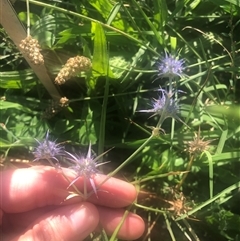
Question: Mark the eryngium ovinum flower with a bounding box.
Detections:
[186,128,214,155]
[65,143,109,197]
[33,130,64,167]
[139,89,184,125]
[19,36,44,65]
[55,56,92,85]
[157,53,184,79]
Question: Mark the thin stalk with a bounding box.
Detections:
[174,219,192,241]
[176,181,240,220]
[109,207,131,241]
[0,123,19,142]
[26,0,30,36]
[169,77,174,94]
[156,95,171,129]
[70,87,159,103]
[131,171,187,185]
[98,77,109,162]
[175,154,194,190]
[45,157,57,168]
[108,134,154,177]
[46,158,84,198]
[164,213,176,241]
[134,203,166,214]
[84,177,87,199]
[98,133,155,188]
[182,219,200,241]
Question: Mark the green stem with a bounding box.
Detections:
[109,134,154,177]
[98,133,154,188]
[164,213,176,241]
[176,154,194,190]
[156,93,172,128]
[98,68,109,161]
[134,203,166,213]
[69,87,159,103]
[131,171,186,185]
[176,180,240,221]
[109,207,131,241]
[46,159,84,198]
[26,0,30,36]
[169,77,173,94]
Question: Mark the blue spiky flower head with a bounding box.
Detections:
[32,130,65,165]
[157,52,185,79]
[66,143,109,197]
[139,89,180,120]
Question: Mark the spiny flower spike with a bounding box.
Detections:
[164,188,193,218]
[186,127,214,155]
[32,130,65,168]
[65,143,110,198]
[157,52,185,79]
[138,89,183,123]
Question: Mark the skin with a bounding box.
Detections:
[0,166,145,241]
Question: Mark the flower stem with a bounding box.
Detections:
[110,134,154,177]
[169,77,173,94]
[99,133,155,187]
[176,154,195,190]
[26,0,30,36]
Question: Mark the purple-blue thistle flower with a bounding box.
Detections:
[157,53,185,79]
[138,89,181,122]
[32,130,64,166]
[65,143,109,197]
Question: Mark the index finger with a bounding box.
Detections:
[0,166,137,213]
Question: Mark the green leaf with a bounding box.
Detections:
[91,22,114,78]
[210,0,240,7]
[0,101,33,113]
[78,105,98,145]
[0,70,36,89]
[36,31,55,48]
[88,0,134,32]
[18,12,40,26]
[153,0,168,30]
[132,0,164,45]
[109,55,131,79]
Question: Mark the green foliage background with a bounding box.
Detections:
[1,0,240,240]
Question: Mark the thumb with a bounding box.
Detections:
[13,202,99,241]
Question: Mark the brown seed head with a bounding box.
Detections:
[59,97,69,107]
[186,128,213,155]
[19,36,44,65]
[55,56,92,85]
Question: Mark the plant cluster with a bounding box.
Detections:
[1,0,240,240]
[32,130,107,198]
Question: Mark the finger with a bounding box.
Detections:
[0,166,137,212]
[5,202,99,241]
[71,174,137,208]
[2,206,58,231]
[1,166,73,213]
[3,206,145,240]
[97,206,145,240]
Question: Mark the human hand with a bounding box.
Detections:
[0,166,145,241]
